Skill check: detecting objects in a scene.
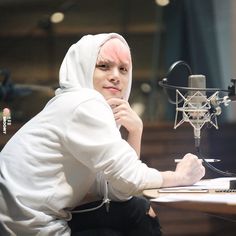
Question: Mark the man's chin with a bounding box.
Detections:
[103,94,123,100]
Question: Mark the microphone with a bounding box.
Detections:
[188,75,206,143]
[186,75,208,147]
[174,74,218,148]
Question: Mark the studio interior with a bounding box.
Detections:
[0,0,236,235]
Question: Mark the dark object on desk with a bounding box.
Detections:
[215,189,236,192]
[230,180,236,189]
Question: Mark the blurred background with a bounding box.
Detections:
[1,0,236,123]
[0,0,236,235]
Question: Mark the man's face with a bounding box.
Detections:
[93,38,131,100]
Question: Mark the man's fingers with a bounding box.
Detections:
[107,97,124,106]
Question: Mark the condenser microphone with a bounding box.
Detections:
[174,74,219,148]
[187,75,207,146]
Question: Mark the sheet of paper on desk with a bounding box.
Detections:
[151,177,236,204]
[151,193,236,205]
[159,177,236,192]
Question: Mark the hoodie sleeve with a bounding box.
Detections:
[63,96,163,198]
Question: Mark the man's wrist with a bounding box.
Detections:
[161,171,182,187]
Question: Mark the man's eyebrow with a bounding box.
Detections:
[97,58,130,67]
[96,58,112,63]
[121,62,130,66]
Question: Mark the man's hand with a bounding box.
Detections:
[161,153,205,187]
[107,97,143,133]
[174,153,206,186]
[107,97,143,157]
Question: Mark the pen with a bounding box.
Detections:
[158,189,209,193]
[174,159,221,163]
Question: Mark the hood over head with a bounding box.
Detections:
[55,33,132,101]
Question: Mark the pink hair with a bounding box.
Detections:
[97,38,132,65]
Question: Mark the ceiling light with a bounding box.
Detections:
[141,83,152,93]
[155,0,170,6]
[50,12,64,24]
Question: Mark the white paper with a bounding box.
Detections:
[151,193,236,205]
[151,177,236,205]
[158,177,236,192]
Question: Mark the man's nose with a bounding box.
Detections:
[109,68,120,83]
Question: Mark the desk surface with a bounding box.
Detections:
[143,189,236,215]
[143,177,236,215]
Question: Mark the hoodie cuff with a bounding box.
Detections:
[142,168,163,190]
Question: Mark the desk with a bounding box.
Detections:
[143,189,236,215]
[143,177,236,215]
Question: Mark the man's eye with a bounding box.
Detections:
[96,64,108,70]
[120,67,128,73]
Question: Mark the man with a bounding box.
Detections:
[0,33,205,235]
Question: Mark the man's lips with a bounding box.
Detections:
[103,86,121,92]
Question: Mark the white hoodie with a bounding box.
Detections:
[0,33,163,236]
